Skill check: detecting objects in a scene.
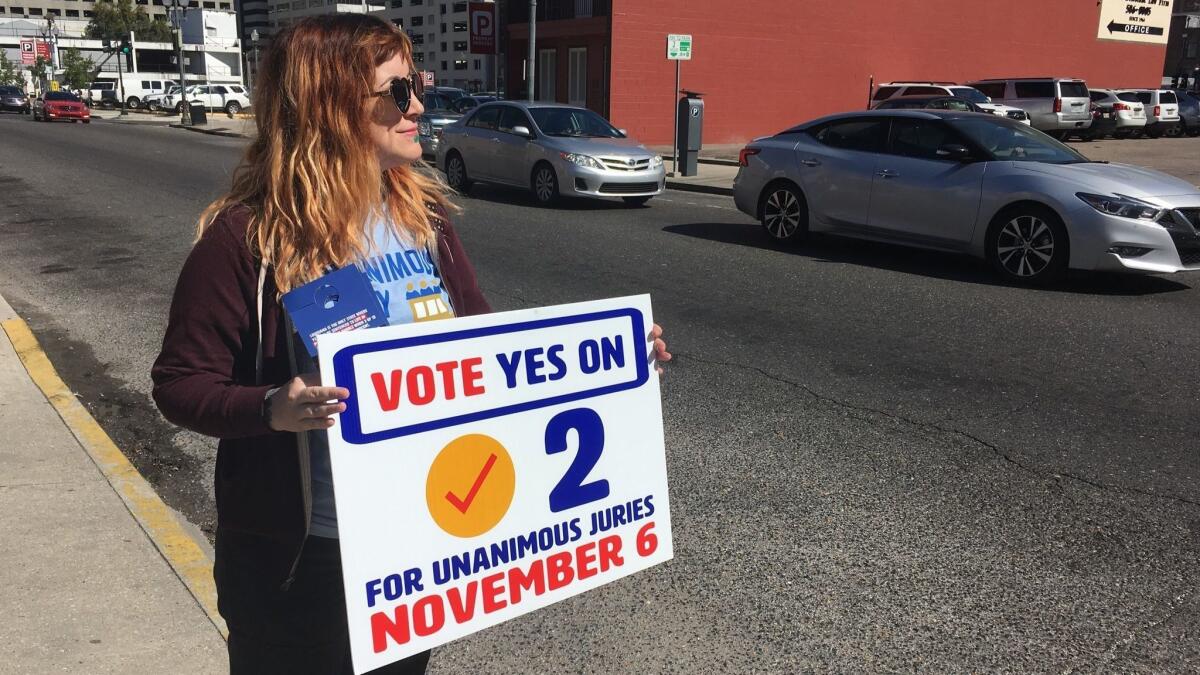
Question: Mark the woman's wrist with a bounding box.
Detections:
[262,386,282,431]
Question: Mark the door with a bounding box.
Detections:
[492,106,535,185]
[537,48,556,102]
[867,117,985,246]
[568,47,587,107]
[461,105,502,178]
[795,117,888,230]
[210,85,229,109]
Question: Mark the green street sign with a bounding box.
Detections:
[667,34,692,61]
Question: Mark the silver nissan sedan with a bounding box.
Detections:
[733,110,1200,283]
[436,101,665,207]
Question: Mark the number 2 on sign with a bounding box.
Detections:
[545,408,610,512]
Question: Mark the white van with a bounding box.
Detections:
[90,75,180,109]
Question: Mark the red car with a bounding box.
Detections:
[33,91,90,123]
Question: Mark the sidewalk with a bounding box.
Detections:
[647,144,741,196]
[0,294,226,672]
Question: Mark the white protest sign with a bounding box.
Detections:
[318,295,673,674]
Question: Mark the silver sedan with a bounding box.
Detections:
[734,110,1200,283]
[436,102,665,206]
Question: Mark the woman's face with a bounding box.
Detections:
[369,52,425,171]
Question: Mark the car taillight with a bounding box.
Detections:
[1113,102,1128,111]
[738,147,761,167]
[1154,105,1161,117]
[1053,98,1062,113]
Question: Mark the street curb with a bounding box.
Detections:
[0,315,228,641]
[169,123,249,139]
[658,155,740,167]
[665,181,734,197]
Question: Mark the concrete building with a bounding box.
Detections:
[0,0,233,28]
[374,0,496,91]
[1164,0,1200,89]
[504,0,1171,146]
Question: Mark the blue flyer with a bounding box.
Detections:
[282,265,388,357]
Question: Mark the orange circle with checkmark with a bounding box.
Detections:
[426,434,516,538]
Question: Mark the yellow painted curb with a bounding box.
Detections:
[1,317,228,640]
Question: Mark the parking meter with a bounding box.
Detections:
[676,91,704,176]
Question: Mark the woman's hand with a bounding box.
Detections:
[266,372,349,432]
[649,323,672,375]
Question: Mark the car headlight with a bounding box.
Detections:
[559,152,605,170]
[650,155,663,167]
[1077,193,1163,220]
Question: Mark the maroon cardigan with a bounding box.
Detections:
[151,204,489,582]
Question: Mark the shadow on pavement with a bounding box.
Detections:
[451,182,651,211]
[663,221,1193,296]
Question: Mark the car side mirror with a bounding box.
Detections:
[936,143,972,161]
[512,125,532,139]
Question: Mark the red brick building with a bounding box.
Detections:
[504,0,1169,147]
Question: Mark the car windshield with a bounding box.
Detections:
[0,86,21,96]
[1117,92,1141,103]
[530,108,623,137]
[949,87,989,104]
[46,92,80,101]
[948,118,1088,164]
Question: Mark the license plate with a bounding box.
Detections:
[1102,112,1111,118]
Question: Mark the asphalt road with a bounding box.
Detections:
[1,113,1198,673]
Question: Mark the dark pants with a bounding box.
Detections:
[215,531,430,675]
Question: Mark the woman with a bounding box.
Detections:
[151,14,669,675]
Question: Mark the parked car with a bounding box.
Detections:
[144,85,182,112]
[418,93,464,159]
[872,82,1030,124]
[1117,89,1180,138]
[966,77,1091,139]
[873,95,987,113]
[0,85,30,114]
[437,102,666,206]
[164,84,251,114]
[85,81,118,107]
[1169,89,1200,136]
[450,95,500,114]
[32,91,91,123]
[427,86,467,102]
[1083,89,1146,140]
[733,110,1200,283]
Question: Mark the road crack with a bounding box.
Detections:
[678,351,1200,510]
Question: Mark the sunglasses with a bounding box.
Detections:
[369,74,424,114]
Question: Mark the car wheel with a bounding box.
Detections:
[225,101,242,115]
[758,182,808,243]
[986,205,1069,285]
[531,163,559,206]
[445,152,472,193]
[82,120,90,124]
[622,196,653,207]
[126,96,140,109]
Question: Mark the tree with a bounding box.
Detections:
[28,56,49,90]
[60,48,96,92]
[0,51,18,87]
[85,0,174,43]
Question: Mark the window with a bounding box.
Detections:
[48,7,61,14]
[453,40,466,50]
[812,119,888,153]
[439,2,445,13]
[872,85,900,101]
[441,60,447,70]
[203,0,215,7]
[568,47,585,106]
[413,52,424,63]
[452,21,466,31]
[1089,90,1106,102]
[392,18,403,27]
[451,1,465,9]
[213,86,229,94]
[473,59,480,69]
[409,32,423,45]
[903,85,948,96]
[440,41,447,51]
[66,9,80,15]
[972,82,1006,99]
[11,6,24,13]
[537,48,556,101]
[84,10,93,15]
[411,0,421,4]
[440,22,446,33]
[1059,82,1088,99]
[230,86,245,93]
[453,59,467,70]
[29,6,42,14]
[1188,40,1199,59]
[1161,91,1178,104]
[497,106,529,133]
[1117,91,1141,103]
[1014,81,1055,98]
[141,80,152,89]
[0,7,6,12]
[468,105,500,130]
[1135,91,1152,104]
[411,15,422,25]
[390,0,402,6]
[220,2,230,7]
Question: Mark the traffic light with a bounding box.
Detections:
[119,39,131,55]
[102,39,112,50]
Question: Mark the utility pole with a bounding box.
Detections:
[117,36,129,116]
[169,0,191,125]
[526,0,536,102]
[249,29,259,94]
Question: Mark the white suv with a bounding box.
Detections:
[871,82,1031,124]
[1118,89,1181,138]
[164,84,251,115]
